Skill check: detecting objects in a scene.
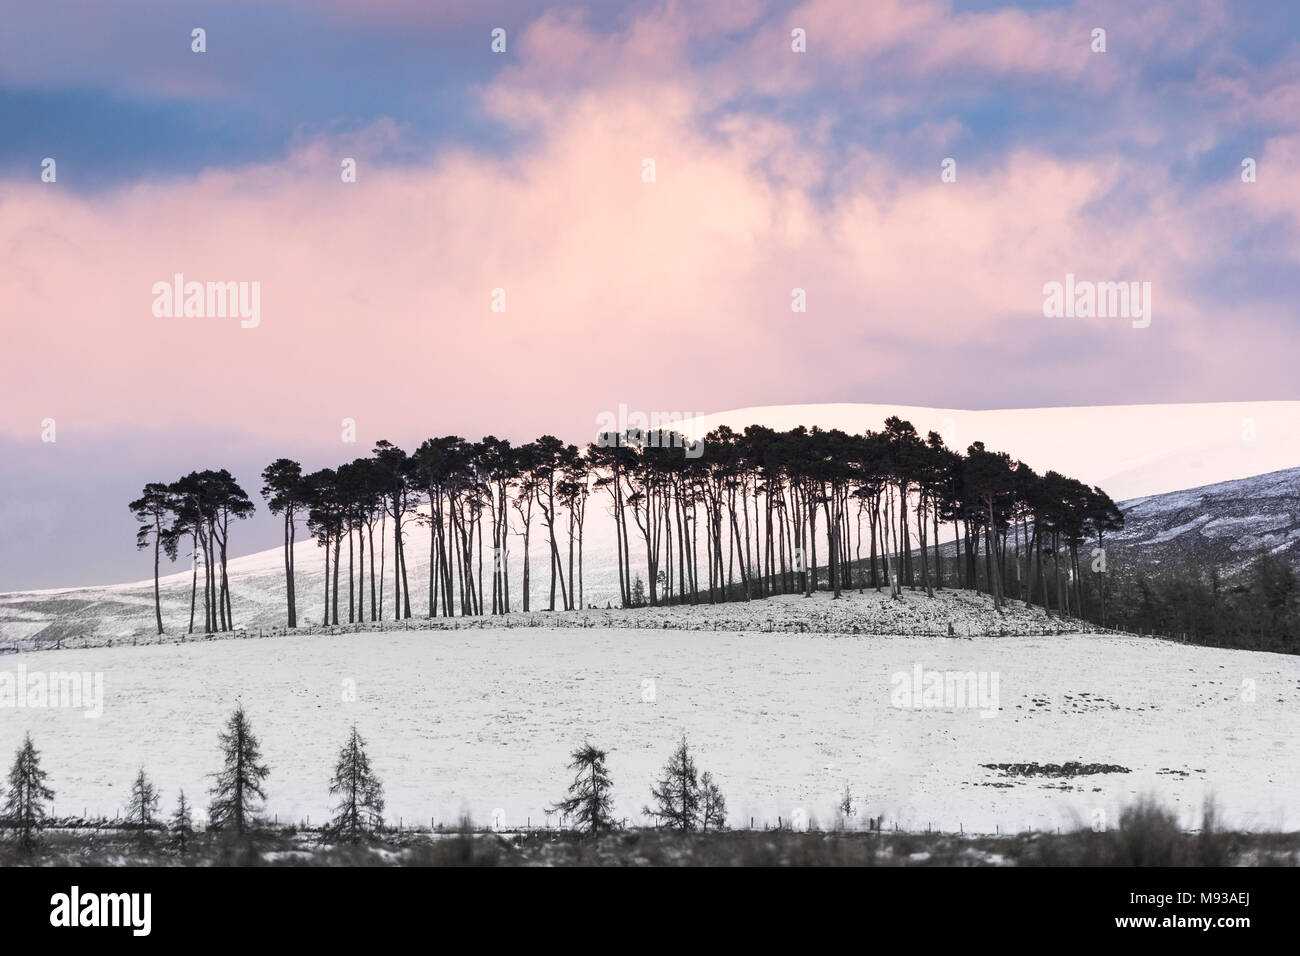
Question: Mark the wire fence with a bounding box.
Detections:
[13,814,1135,840]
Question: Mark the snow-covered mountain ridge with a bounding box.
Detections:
[1107,466,1300,575]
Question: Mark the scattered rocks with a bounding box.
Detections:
[981,761,1132,778]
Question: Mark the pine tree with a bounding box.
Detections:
[4,733,54,850]
[327,725,385,843]
[170,790,195,855]
[644,735,701,831]
[548,741,616,834]
[208,706,270,834]
[838,783,857,827]
[129,483,176,635]
[700,771,727,832]
[125,767,161,827]
[260,459,307,629]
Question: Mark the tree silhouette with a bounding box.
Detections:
[549,741,616,834]
[4,733,54,850]
[644,735,701,831]
[326,725,385,843]
[168,471,253,632]
[129,483,176,635]
[125,767,161,827]
[260,459,306,629]
[169,790,195,855]
[142,416,1124,627]
[304,468,342,625]
[1087,486,1125,625]
[700,771,728,832]
[208,706,270,835]
[965,442,1015,608]
[373,441,417,620]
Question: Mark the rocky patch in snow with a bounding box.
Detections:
[980,762,1131,778]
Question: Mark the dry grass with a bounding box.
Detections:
[3,800,1296,866]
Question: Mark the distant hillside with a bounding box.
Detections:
[1108,467,1300,577]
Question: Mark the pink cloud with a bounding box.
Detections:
[2,0,1297,455]
[2,76,1292,452]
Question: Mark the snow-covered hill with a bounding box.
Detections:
[3,400,1299,642]
[1107,466,1300,575]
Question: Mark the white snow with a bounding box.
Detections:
[1145,516,1213,545]
[2,591,1295,835]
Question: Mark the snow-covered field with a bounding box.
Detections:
[4,598,1296,834]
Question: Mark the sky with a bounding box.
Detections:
[2,0,1299,589]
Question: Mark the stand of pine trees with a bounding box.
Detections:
[131,417,1130,632]
[129,470,255,635]
[1078,552,1299,652]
